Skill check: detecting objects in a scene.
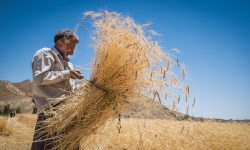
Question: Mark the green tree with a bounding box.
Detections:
[32,107,37,114]
[0,105,3,114]
[16,107,21,113]
[3,104,10,115]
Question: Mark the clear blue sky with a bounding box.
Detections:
[0,0,249,119]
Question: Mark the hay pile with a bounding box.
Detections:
[40,11,192,149]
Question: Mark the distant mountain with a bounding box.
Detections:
[0,79,186,120]
[0,79,189,120]
[0,80,25,100]
[0,80,33,113]
[13,79,32,95]
[121,96,187,120]
[0,80,247,121]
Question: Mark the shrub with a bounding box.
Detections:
[0,117,12,136]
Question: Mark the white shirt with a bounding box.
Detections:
[32,47,75,112]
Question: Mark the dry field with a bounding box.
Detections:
[0,114,249,150]
[0,114,36,150]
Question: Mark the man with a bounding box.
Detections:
[31,29,83,150]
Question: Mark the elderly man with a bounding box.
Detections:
[31,29,83,150]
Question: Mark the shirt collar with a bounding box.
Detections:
[52,46,70,62]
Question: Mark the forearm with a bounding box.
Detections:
[34,70,70,85]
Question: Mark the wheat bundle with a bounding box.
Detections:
[40,11,190,149]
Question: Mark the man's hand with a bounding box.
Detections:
[70,70,84,79]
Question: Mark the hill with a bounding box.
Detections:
[0,79,186,120]
[121,97,186,120]
[0,79,249,122]
[13,80,32,95]
[0,80,33,113]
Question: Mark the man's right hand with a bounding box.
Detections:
[70,70,84,79]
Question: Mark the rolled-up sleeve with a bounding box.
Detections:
[32,51,70,85]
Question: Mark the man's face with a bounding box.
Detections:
[56,39,77,57]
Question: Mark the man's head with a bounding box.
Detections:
[54,29,80,57]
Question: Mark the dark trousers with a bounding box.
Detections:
[31,112,53,150]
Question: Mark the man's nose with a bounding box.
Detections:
[70,48,75,54]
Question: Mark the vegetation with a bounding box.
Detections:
[0,104,21,115]
[0,115,249,149]
[0,116,13,136]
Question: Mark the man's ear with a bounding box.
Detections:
[55,39,65,47]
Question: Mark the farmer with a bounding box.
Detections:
[31,29,83,150]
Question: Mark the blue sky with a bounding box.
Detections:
[0,0,249,119]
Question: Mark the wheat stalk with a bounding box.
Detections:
[38,11,193,149]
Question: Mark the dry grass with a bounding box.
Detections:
[16,114,37,128]
[83,119,250,150]
[0,114,37,149]
[0,116,13,136]
[0,114,249,150]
